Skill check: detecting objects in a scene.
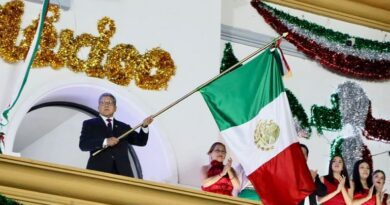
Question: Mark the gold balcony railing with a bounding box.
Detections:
[0,155,261,205]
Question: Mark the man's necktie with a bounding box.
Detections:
[106,118,113,136]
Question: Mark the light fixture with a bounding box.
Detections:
[25,0,71,11]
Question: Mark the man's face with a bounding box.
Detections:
[98,96,116,117]
[301,147,308,161]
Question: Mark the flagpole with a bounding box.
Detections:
[92,32,288,156]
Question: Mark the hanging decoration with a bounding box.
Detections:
[134,48,176,90]
[251,1,389,53]
[310,94,342,135]
[220,42,241,73]
[336,81,389,143]
[250,0,390,80]
[337,81,370,128]
[363,102,390,143]
[0,0,176,90]
[330,135,373,178]
[341,135,365,176]
[285,89,311,138]
[330,136,343,159]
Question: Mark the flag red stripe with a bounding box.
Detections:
[248,142,315,205]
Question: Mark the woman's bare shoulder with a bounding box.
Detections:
[201,164,211,171]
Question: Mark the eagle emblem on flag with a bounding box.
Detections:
[254,119,280,151]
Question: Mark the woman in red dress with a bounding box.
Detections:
[201,142,240,196]
[348,159,379,205]
[319,155,351,205]
[372,170,390,205]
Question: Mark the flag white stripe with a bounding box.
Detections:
[221,92,298,175]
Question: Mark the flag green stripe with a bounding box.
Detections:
[200,49,285,131]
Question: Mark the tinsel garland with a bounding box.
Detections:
[363,102,390,143]
[310,94,342,135]
[342,135,364,177]
[330,135,373,176]
[250,0,390,80]
[337,81,369,128]
[274,18,387,61]
[0,0,176,90]
[330,136,343,159]
[220,42,241,73]
[256,2,390,53]
[285,89,311,138]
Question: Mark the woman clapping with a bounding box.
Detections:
[201,142,240,196]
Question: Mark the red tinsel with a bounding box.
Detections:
[362,145,373,169]
[250,0,390,81]
[363,102,390,143]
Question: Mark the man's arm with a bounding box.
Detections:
[314,175,327,197]
[125,116,153,146]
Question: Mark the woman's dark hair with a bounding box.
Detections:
[372,169,386,194]
[352,160,373,194]
[300,143,309,156]
[324,155,350,188]
[207,142,225,154]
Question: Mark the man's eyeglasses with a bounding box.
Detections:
[99,101,115,106]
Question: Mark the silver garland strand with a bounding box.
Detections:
[342,134,364,178]
[280,19,390,61]
[337,81,370,128]
[263,5,390,61]
[338,82,369,177]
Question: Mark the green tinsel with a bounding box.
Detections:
[220,42,241,73]
[261,3,390,52]
[330,136,344,160]
[0,194,22,205]
[310,93,342,135]
[285,89,312,138]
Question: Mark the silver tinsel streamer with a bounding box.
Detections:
[294,117,309,138]
[342,135,364,178]
[264,5,390,61]
[280,20,390,61]
[337,81,370,128]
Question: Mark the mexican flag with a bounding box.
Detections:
[200,48,314,205]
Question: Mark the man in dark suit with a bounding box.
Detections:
[299,144,327,205]
[79,93,153,177]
